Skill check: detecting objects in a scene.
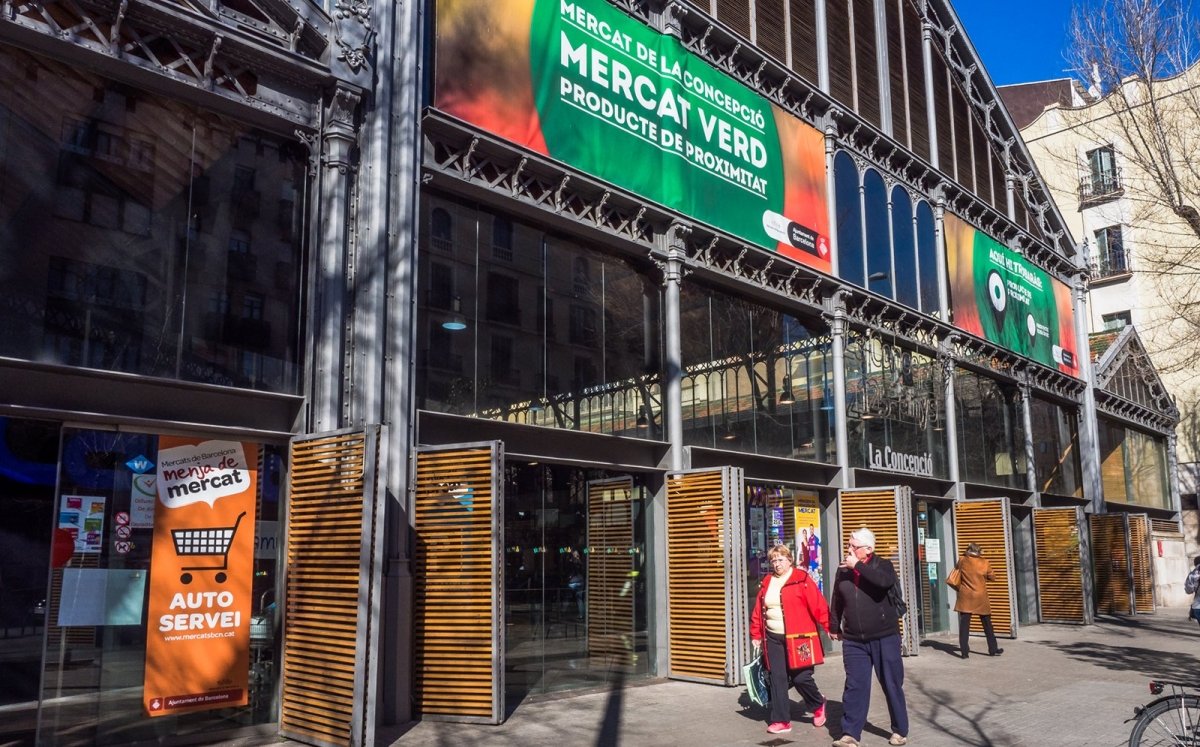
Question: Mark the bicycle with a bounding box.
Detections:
[1128,680,1200,746]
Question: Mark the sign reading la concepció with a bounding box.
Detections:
[144,437,258,717]
[944,214,1079,378]
[434,0,830,268]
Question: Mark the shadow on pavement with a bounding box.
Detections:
[1041,638,1200,682]
[909,678,1010,747]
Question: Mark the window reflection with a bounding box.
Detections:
[679,287,835,462]
[955,368,1025,488]
[915,201,939,315]
[416,195,664,437]
[1099,418,1170,508]
[0,47,307,392]
[1029,396,1082,497]
[864,170,891,297]
[834,152,864,287]
[845,333,947,477]
[891,186,918,308]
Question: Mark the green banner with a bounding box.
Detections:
[945,214,1079,376]
[435,0,830,268]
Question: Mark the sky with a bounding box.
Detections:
[951,0,1079,87]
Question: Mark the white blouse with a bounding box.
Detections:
[764,569,792,635]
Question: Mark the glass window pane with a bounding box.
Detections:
[916,201,939,315]
[864,170,892,297]
[0,47,307,393]
[891,186,918,308]
[834,152,864,287]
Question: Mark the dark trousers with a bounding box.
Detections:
[958,612,999,655]
[765,630,824,724]
[840,635,908,740]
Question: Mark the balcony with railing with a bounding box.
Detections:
[1079,166,1123,206]
[1091,237,1130,281]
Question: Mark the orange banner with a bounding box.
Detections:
[144,436,257,717]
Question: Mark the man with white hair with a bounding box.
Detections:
[829,527,909,747]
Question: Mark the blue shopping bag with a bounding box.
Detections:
[742,655,770,707]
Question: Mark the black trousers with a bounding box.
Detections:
[958,611,999,655]
[764,630,824,724]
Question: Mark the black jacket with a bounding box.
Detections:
[829,553,900,642]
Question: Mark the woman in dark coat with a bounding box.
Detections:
[952,543,1003,659]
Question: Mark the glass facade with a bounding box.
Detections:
[0,47,308,393]
[503,463,649,706]
[1099,418,1170,509]
[955,368,1026,489]
[1029,396,1083,498]
[0,416,282,746]
[845,333,948,478]
[416,194,664,437]
[679,286,836,462]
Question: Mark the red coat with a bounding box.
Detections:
[749,567,831,666]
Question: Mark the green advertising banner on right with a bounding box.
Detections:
[945,215,1080,378]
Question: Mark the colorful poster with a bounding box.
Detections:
[793,494,823,590]
[58,495,106,554]
[144,437,257,717]
[434,0,830,267]
[944,214,1079,377]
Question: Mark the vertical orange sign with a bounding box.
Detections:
[144,437,257,717]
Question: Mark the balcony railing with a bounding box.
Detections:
[1091,245,1130,279]
[1079,168,1123,205]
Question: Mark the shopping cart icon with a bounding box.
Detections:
[171,511,246,584]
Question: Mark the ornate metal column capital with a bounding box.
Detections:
[333,0,376,82]
[323,85,362,175]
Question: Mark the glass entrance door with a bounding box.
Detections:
[914,498,951,635]
[503,463,648,712]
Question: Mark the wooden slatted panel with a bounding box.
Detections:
[755,0,788,67]
[852,0,881,127]
[715,0,751,40]
[971,118,992,205]
[827,0,854,108]
[413,448,497,721]
[1130,515,1155,614]
[788,0,819,83]
[839,490,905,637]
[281,432,370,747]
[1151,519,1181,534]
[1033,508,1086,623]
[951,83,973,190]
[588,479,635,665]
[1091,513,1131,615]
[885,0,906,144]
[903,0,929,161]
[667,471,729,682]
[953,501,1014,637]
[931,51,953,172]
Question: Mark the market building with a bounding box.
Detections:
[0,0,1184,745]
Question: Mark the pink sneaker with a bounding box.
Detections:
[767,722,793,734]
[812,702,827,727]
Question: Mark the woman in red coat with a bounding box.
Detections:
[749,543,831,735]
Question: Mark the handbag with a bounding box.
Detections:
[946,566,963,590]
[785,632,819,669]
[742,654,770,706]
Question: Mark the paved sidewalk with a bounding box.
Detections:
[378,609,1200,747]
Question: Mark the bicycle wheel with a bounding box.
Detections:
[1129,694,1200,747]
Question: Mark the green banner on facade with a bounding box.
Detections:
[435,0,830,269]
[945,214,1079,377]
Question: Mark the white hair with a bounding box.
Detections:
[850,527,875,549]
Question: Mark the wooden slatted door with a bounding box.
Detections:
[412,443,503,724]
[838,487,919,656]
[281,427,386,747]
[666,467,746,685]
[953,499,1016,638]
[1033,507,1090,624]
[1130,514,1155,614]
[1091,513,1133,615]
[587,478,635,667]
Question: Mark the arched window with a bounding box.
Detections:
[915,201,938,314]
[430,207,452,251]
[863,170,890,297]
[891,185,918,309]
[834,152,863,287]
